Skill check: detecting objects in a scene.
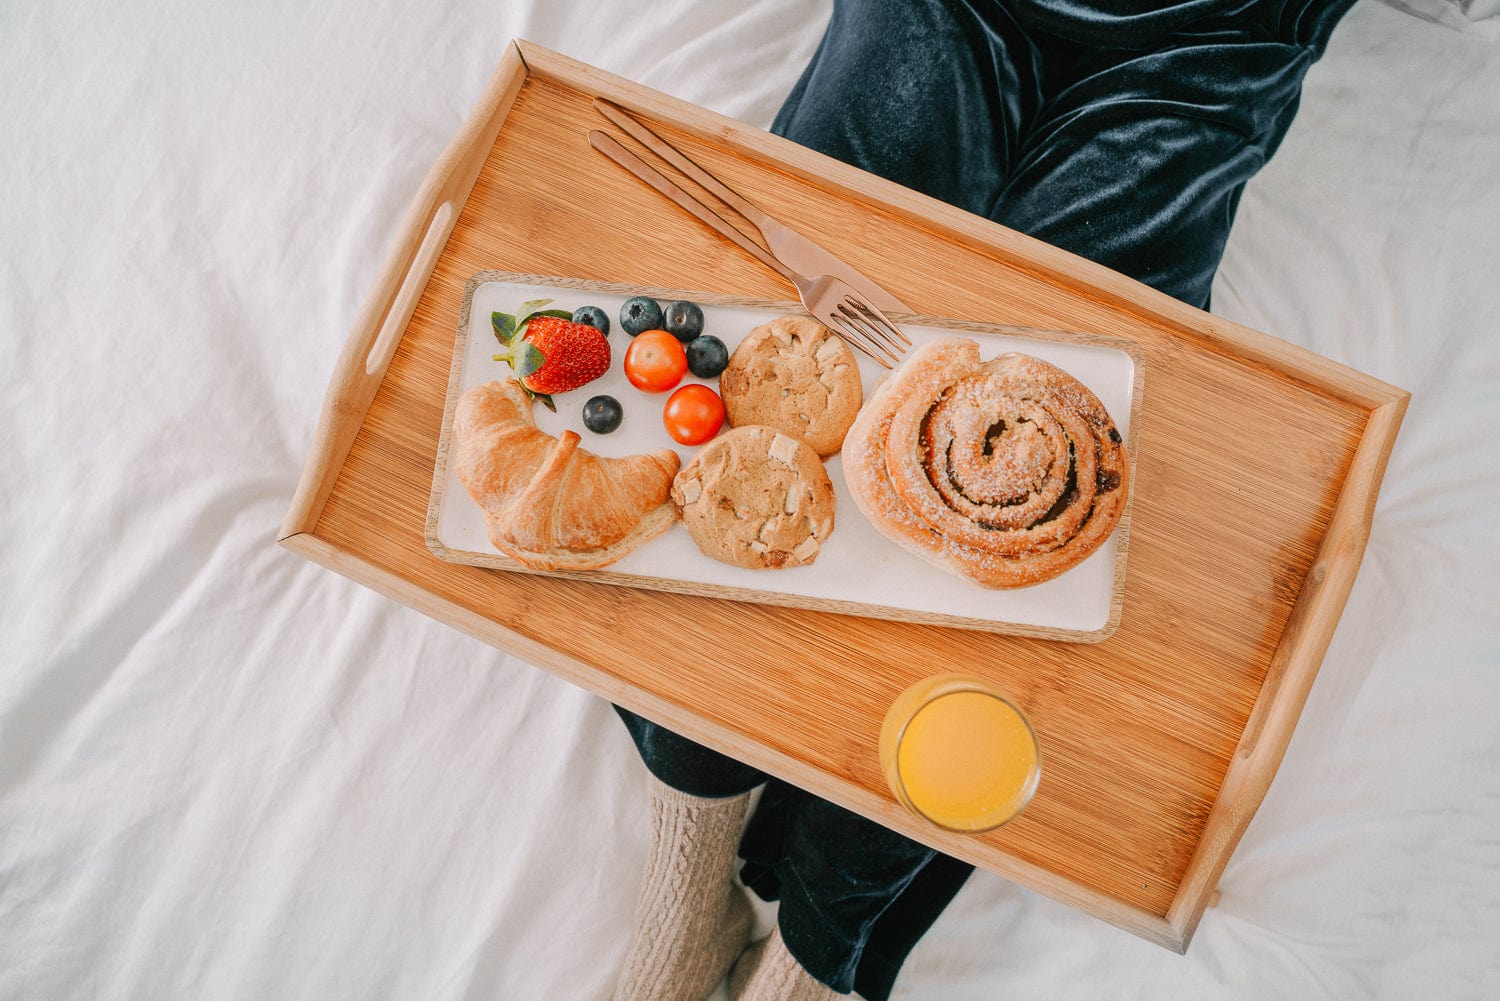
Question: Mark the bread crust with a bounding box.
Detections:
[843,339,1129,588]
[453,380,680,570]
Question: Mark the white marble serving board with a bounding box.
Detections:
[427,275,1142,640]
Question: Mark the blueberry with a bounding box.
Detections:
[619,296,663,336]
[571,304,610,337]
[686,335,729,379]
[662,300,704,342]
[582,395,623,434]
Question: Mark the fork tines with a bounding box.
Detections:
[588,100,911,371]
[831,297,909,368]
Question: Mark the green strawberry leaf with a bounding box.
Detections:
[516,382,557,413]
[513,339,547,379]
[536,309,573,320]
[491,311,517,344]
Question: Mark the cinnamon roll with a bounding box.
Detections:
[843,338,1129,588]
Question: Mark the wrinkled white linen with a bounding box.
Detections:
[2,1,1496,999]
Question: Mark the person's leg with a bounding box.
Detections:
[776,0,1354,310]
[737,779,974,1001]
[616,706,768,798]
[772,0,1044,216]
[990,0,1359,307]
[750,2,1033,994]
[612,708,767,1001]
[743,1,1360,997]
[731,790,938,999]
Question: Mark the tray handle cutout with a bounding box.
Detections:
[279,196,459,540]
[368,201,455,376]
[280,42,533,542]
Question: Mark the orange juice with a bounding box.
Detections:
[880,675,1040,832]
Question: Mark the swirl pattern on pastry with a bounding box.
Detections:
[843,338,1129,588]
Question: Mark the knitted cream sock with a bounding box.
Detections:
[728,926,840,1001]
[611,774,755,1001]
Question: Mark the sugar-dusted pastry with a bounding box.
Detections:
[719,314,862,457]
[844,338,1129,588]
[671,425,836,570]
[453,380,679,570]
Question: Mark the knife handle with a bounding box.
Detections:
[588,130,796,286]
[594,99,773,233]
[592,99,913,313]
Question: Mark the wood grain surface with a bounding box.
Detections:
[280,41,1408,951]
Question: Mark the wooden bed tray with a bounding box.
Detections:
[278,40,1408,953]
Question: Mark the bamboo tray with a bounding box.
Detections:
[278,40,1408,952]
[426,273,1145,641]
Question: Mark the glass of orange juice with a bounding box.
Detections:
[879,674,1041,833]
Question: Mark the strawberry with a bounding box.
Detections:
[493,313,610,412]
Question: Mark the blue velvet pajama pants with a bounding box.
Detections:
[618,0,1352,996]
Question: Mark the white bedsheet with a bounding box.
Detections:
[3,1,1496,999]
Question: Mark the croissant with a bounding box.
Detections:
[843,338,1129,588]
[453,380,680,571]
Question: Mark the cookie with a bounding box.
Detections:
[671,425,836,570]
[719,315,862,457]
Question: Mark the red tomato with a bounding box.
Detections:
[662,384,725,446]
[623,329,688,393]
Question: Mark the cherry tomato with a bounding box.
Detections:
[623,329,688,393]
[662,384,725,446]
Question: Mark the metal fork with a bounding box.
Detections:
[587,129,910,368]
